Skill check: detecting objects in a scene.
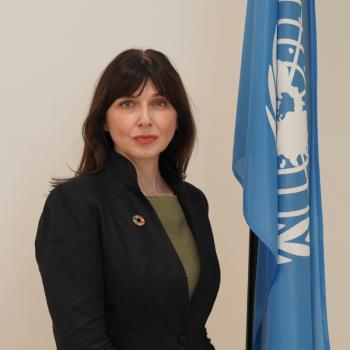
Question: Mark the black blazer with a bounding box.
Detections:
[35,148,221,350]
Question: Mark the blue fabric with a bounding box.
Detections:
[232,0,331,349]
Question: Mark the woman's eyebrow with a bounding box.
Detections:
[125,92,164,98]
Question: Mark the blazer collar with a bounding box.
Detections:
[105,147,183,193]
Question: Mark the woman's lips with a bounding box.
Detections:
[133,136,157,144]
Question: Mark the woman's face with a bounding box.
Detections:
[105,79,177,162]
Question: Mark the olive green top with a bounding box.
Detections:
[146,195,201,299]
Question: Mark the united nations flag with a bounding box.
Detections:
[232,0,331,349]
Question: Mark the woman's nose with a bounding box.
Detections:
[138,105,153,124]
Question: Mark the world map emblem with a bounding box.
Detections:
[265,0,310,264]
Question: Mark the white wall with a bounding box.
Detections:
[0,0,347,349]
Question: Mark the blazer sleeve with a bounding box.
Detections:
[198,189,217,350]
[194,186,210,216]
[34,185,117,350]
[204,326,215,349]
[201,191,209,215]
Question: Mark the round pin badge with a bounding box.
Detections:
[132,214,145,227]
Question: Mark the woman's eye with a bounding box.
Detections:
[155,99,167,107]
[120,100,134,108]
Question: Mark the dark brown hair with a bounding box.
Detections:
[50,48,197,189]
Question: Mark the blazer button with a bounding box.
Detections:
[177,332,189,346]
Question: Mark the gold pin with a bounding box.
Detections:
[132,214,145,227]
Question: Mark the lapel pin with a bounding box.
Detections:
[133,214,145,227]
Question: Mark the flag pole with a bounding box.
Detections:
[246,229,258,350]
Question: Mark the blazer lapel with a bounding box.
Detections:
[100,148,209,327]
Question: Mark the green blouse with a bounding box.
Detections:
[146,195,201,299]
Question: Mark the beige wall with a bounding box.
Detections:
[1,0,347,349]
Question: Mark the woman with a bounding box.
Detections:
[35,48,221,350]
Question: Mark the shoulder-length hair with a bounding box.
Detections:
[50,48,197,189]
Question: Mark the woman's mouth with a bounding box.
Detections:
[133,135,158,144]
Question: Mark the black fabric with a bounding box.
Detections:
[35,148,221,350]
[245,230,258,350]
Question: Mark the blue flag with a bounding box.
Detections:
[232,0,331,349]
